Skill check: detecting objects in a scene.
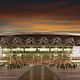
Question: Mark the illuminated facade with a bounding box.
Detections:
[0,32,80,64]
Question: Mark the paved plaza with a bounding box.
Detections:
[0,65,80,80]
[19,65,59,80]
[0,65,30,80]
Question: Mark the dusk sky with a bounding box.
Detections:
[0,0,80,33]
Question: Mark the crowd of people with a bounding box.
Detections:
[0,60,79,71]
[0,63,28,71]
[49,63,78,70]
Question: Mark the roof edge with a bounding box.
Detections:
[0,31,80,36]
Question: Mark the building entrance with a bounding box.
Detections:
[34,54,41,64]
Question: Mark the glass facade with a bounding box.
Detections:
[0,34,80,64]
[0,46,73,64]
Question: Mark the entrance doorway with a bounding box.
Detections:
[34,54,41,64]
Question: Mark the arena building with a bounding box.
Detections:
[0,32,80,65]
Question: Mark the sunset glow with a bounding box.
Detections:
[0,0,80,32]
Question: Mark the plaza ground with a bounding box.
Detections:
[0,65,80,80]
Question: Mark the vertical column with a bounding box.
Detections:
[33,53,34,63]
[61,45,64,63]
[49,46,51,63]
[41,55,43,64]
[62,46,64,57]
[10,47,12,64]
[36,46,38,64]
[24,47,26,62]
[51,53,52,63]
[0,46,3,57]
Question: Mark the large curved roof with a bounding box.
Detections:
[0,31,80,36]
[0,31,80,47]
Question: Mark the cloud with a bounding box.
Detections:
[0,0,80,32]
[33,22,79,25]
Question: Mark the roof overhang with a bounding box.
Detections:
[0,31,80,36]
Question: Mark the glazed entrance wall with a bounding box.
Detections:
[0,34,80,64]
[2,47,72,64]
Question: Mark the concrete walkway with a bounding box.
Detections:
[18,65,60,80]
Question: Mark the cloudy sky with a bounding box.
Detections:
[0,0,80,33]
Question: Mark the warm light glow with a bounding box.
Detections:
[20,48,24,51]
[17,54,22,56]
[0,60,7,62]
[64,48,72,52]
[0,0,80,32]
[3,48,10,52]
[54,54,58,56]
[38,54,40,56]
[12,48,17,51]
[58,48,62,51]
[38,47,49,51]
[12,48,24,51]
[17,48,24,51]
[71,60,80,62]
[55,48,58,51]
[51,48,59,52]
[3,54,6,57]
[25,48,36,51]
[51,48,55,51]
[17,48,21,51]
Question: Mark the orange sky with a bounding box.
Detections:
[0,0,80,33]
